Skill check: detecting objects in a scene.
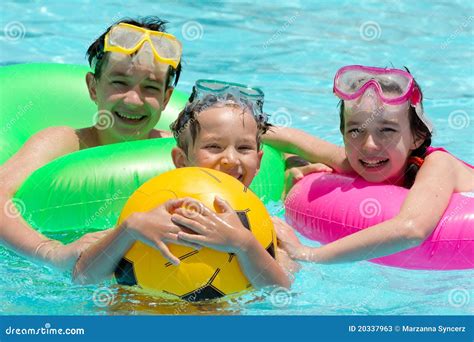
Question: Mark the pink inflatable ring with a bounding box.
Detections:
[284,172,474,270]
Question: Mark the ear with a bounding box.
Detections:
[86,72,98,103]
[411,133,425,151]
[255,150,264,174]
[172,147,188,168]
[162,87,174,111]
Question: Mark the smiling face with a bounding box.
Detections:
[86,51,173,142]
[342,89,423,184]
[172,105,263,187]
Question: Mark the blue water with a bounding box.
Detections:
[1,0,473,315]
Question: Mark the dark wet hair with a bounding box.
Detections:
[170,94,271,154]
[338,77,432,188]
[85,16,182,88]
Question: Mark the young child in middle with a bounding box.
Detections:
[73,79,294,289]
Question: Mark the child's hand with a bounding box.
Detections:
[276,247,301,275]
[172,196,254,254]
[123,199,201,265]
[284,163,332,196]
[272,217,306,259]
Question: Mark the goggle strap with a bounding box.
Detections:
[410,86,421,106]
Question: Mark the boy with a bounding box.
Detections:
[73,80,293,289]
[0,17,183,270]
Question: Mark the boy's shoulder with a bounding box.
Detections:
[33,126,79,148]
[150,129,173,138]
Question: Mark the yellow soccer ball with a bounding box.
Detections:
[114,167,277,302]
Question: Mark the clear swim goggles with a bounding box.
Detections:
[103,23,182,68]
[189,79,266,120]
[334,65,433,132]
[172,80,267,137]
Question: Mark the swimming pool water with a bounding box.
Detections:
[1,0,473,315]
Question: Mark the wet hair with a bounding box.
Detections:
[170,94,271,154]
[85,16,182,88]
[338,78,432,188]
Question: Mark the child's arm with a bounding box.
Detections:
[276,152,467,263]
[73,199,199,284]
[174,197,291,289]
[0,127,105,270]
[263,126,352,173]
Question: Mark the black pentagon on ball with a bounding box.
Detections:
[115,258,138,286]
[266,241,276,258]
[180,285,225,302]
[236,209,276,259]
[235,210,251,230]
[180,268,225,302]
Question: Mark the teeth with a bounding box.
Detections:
[361,159,388,166]
[116,112,144,120]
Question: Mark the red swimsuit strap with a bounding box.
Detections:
[408,156,424,168]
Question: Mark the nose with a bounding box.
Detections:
[362,133,380,152]
[123,88,144,107]
[221,147,240,167]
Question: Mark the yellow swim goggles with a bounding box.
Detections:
[104,23,182,69]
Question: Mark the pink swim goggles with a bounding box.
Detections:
[334,65,433,132]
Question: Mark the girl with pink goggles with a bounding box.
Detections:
[333,65,433,132]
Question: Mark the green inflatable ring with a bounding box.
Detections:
[1,64,285,233]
